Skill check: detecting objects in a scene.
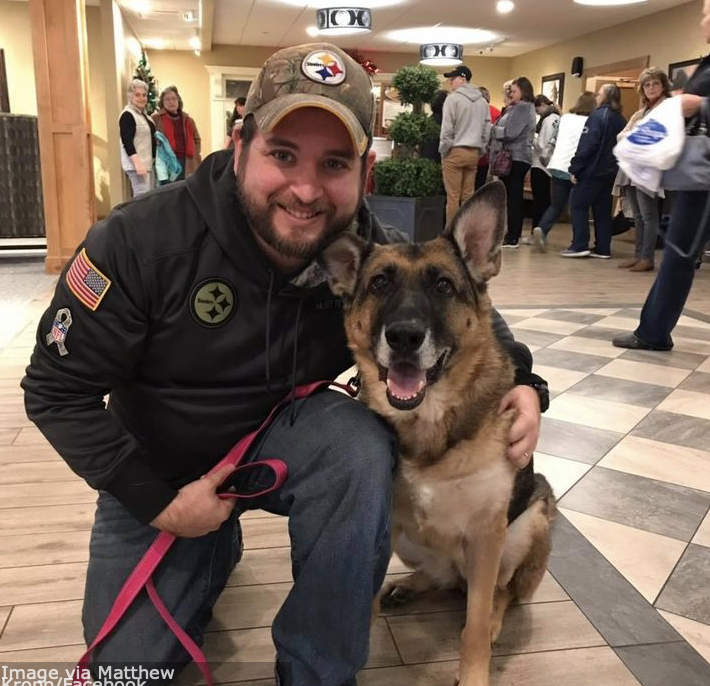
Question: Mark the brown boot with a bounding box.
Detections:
[629,259,654,272]
[618,258,639,268]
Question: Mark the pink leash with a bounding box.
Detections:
[74,379,358,686]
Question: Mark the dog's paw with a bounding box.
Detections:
[380,584,418,608]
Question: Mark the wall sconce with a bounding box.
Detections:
[315,7,372,35]
[419,43,463,67]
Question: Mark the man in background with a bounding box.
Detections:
[439,65,492,225]
[475,86,502,190]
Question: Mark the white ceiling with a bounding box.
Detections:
[116,0,693,56]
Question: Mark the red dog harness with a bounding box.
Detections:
[74,379,358,686]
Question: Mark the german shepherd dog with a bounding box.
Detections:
[319,182,556,686]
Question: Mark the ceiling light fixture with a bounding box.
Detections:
[419,43,463,67]
[316,7,372,34]
[182,10,197,22]
[573,0,648,5]
[496,0,515,13]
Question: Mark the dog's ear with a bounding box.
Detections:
[318,233,368,299]
[447,181,507,282]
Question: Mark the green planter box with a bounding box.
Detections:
[366,195,446,242]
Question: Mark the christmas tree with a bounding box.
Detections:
[134,49,158,114]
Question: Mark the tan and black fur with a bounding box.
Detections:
[319,182,556,686]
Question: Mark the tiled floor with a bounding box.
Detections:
[2,233,710,685]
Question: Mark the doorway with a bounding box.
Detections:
[584,56,650,117]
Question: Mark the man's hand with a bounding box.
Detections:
[498,385,541,469]
[570,174,578,185]
[150,464,237,537]
[680,94,704,118]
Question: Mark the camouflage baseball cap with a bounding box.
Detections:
[244,43,375,156]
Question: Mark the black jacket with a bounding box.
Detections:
[23,150,534,524]
[569,104,626,181]
[685,54,710,99]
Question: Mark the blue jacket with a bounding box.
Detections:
[154,131,183,183]
[569,105,626,180]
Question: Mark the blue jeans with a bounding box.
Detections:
[568,174,616,254]
[126,169,155,196]
[635,190,710,348]
[83,390,396,686]
[539,177,573,235]
[626,186,660,261]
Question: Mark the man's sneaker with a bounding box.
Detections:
[502,239,520,249]
[532,227,546,253]
[520,236,534,245]
[560,247,590,257]
[590,250,611,259]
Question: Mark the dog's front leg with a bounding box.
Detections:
[456,515,507,686]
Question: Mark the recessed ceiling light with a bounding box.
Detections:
[388,26,499,45]
[497,0,515,13]
[574,0,648,5]
[189,35,201,51]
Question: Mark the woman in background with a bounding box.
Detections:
[563,84,626,258]
[526,95,560,239]
[490,76,537,248]
[420,90,448,163]
[475,86,502,190]
[613,0,710,351]
[532,92,596,252]
[615,68,671,272]
[224,97,246,149]
[119,79,155,197]
[152,85,201,181]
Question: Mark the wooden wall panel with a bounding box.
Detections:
[29,0,95,273]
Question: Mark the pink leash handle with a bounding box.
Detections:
[74,380,357,686]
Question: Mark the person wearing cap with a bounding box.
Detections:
[22,42,545,686]
[438,65,492,225]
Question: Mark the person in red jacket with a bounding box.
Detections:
[152,86,202,180]
[475,86,501,190]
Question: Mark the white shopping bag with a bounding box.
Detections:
[614,96,685,171]
[617,159,664,195]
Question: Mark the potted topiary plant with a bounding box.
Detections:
[367,64,445,241]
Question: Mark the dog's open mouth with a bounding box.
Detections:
[379,351,448,410]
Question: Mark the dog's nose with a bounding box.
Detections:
[385,321,426,354]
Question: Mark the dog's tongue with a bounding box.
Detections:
[387,363,426,399]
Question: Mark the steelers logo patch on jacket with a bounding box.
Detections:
[190,278,237,327]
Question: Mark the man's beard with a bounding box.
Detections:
[236,167,362,264]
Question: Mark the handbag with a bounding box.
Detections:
[662,99,710,192]
[492,148,512,177]
[612,209,634,236]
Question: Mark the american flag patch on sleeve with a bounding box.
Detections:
[66,248,112,311]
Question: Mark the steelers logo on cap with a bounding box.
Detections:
[302,50,347,86]
[190,278,237,328]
